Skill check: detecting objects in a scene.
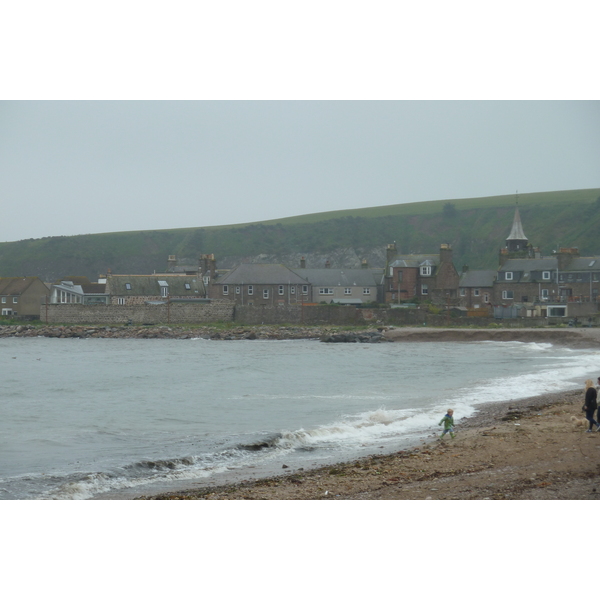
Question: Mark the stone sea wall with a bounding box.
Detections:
[43,300,235,325]
[26,301,589,328]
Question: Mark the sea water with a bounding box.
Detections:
[0,337,596,500]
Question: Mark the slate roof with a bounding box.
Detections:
[389,255,440,268]
[107,275,205,296]
[499,258,558,272]
[0,277,47,295]
[459,270,496,288]
[567,257,600,271]
[292,268,381,287]
[217,264,308,285]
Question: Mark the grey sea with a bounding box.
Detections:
[1,336,595,499]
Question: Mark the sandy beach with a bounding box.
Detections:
[138,326,600,500]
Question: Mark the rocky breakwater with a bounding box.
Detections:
[0,324,384,341]
[320,330,388,343]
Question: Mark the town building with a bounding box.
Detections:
[492,208,600,317]
[384,243,460,305]
[105,273,206,305]
[0,276,49,318]
[49,277,109,305]
[458,269,495,312]
[209,263,311,306]
[293,259,384,305]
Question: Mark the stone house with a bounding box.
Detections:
[458,269,496,310]
[384,243,460,305]
[0,276,49,318]
[105,273,206,305]
[492,208,600,317]
[293,266,384,304]
[209,263,310,306]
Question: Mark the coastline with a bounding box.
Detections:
[135,327,600,500]
[4,322,600,347]
[139,388,600,501]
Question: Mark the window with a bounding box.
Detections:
[302,285,308,295]
[420,266,432,276]
[541,289,549,299]
[319,288,334,295]
[223,285,229,295]
[290,286,296,294]
[263,289,269,299]
[344,288,352,295]
[248,285,254,295]
[421,284,428,295]
[13,297,18,303]
[460,288,466,296]
[278,285,284,295]
[363,288,371,295]
[483,293,490,302]
[505,272,513,281]
[117,297,125,305]
[203,276,210,285]
[1,297,5,303]
[235,286,240,294]
[542,271,551,280]
[473,289,480,297]
[160,287,168,297]
[502,290,514,299]
[184,283,191,290]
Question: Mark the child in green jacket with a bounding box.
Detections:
[439,409,455,439]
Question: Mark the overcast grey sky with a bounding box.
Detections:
[0,101,598,243]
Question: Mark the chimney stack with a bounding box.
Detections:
[300,257,306,268]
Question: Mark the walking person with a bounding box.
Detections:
[439,409,455,439]
[583,379,600,432]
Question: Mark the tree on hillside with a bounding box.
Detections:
[443,202,457,218]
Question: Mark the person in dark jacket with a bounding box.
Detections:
[583,379,599,432]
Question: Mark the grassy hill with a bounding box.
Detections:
[1,188,599,282]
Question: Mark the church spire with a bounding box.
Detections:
[506,193,528,252]
[507,206,527,243]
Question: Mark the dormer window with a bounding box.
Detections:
[542,271,551,280]
[158,280,169,297]
[505,272,513,281]
[420,266,432,276]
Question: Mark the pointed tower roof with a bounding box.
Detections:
[506,207,527,241]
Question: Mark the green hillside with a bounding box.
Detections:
[1,188,599,282]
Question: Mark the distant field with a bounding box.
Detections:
[1,188,599,282]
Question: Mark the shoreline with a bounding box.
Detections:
[4,323,600,347]
[138,386,600,500]
[135,328,600,500]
